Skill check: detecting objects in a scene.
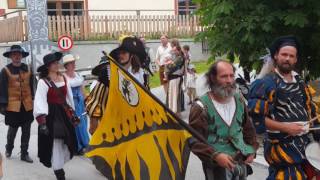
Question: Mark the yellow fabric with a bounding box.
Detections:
[86,58,192,180]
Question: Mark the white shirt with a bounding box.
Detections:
[128,66,145,85]
[186,72,197,88]
[155,43,172,65]
[64,72,84,88]
[275,68,298,83]
[212,97,236,126]
[33,79,75,118]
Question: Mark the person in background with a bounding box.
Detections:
[166,39,186,117]
[186,64,197,105]
[34,52,77,180]
[182,45,191,65]
[155,34,172,94]
[63,54,89,155]
[0,45,34,163]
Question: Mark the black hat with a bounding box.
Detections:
[3,45,29,58]
[92,55,110,76]
[37,52,63,72]
[269,35,300,59]
[109,36,147,61]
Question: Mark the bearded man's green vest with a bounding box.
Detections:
[199,93,255,156]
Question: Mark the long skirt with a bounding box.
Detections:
[72,86,90,151]
[38,103,77,168]
[167,77,185,113]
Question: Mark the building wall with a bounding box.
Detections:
[87,0,175,15]
[0,1,20,15]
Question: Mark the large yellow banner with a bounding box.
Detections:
[86,58,192,180]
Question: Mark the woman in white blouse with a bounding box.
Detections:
[34,52,77,180]
[63,54,89,155]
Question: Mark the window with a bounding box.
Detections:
[7,0,26,9]
[46,1,84,16]
[47,2,57,16]
[177,0,197,15]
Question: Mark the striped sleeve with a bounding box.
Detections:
[248,77,276,134]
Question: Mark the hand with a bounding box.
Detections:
[0,106,6,115]
[214,153,235,171]
[89,117,99,135]
[284,123,305,136]
[39,124,49,135]
[244,154,255,164]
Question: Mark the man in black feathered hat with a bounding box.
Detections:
[248,36,320,179]
[0,45,34,163]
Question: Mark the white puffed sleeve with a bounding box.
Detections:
[65,80,75,110]
[33,79,49,118]
[64,73,84,88]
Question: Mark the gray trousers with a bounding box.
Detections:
[202,163,247,180]
[6,122,31,154]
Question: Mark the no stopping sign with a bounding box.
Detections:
[58,36,73,51]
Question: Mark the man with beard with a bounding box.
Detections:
[248,36,320,180]
[0,45,34,163]
[189,60,258,180]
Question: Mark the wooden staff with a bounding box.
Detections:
[309,115,320,125]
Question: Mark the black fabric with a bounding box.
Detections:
[37,52,63,72]
[3,45,29,58]
[38,103,77,168]
[269,35,300,58]
[6,121,32,153]
[54,169,65,180]
[5,104,34,127]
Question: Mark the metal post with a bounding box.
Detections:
[136,10,141,36]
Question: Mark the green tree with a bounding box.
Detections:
[195,0,320,77]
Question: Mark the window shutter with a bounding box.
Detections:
[7,0,18,9]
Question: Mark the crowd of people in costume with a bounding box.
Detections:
[0,34,319,180]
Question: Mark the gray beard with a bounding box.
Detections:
[212,84,236,99]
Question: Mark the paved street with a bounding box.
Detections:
[0,74,268,179]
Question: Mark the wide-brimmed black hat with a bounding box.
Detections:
[37,52,63,72]
[92,55,110,76]
[3,45,29,58]
[269,35,300,59]
[109,36,147,61]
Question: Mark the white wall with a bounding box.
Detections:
[88,0,175,15]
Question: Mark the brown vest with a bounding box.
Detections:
[4,66,33,112]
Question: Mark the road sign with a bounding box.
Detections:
[58,36,73,51]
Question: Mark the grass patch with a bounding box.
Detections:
[149,60,211,88]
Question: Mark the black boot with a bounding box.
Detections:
[5,149,12,158]
[21,152,33,163]
[54,169,65,180]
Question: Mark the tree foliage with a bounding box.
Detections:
[195,0,320,77]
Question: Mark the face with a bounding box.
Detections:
[211,62,236,98]
[172,46,178,54]
[65,61,76,71]
[140,37,145,44]
[118,50,130,65]
[48,61,60,73]
[160,35,168,46]
[274,46,297,74]
[9,52,23,64]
